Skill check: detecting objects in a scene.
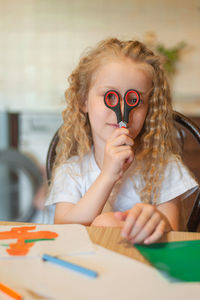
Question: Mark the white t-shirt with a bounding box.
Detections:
[45,150,198,215]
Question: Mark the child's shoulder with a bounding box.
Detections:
[165,154,187,173]
[162,154,198,190]
[159,154,198,202]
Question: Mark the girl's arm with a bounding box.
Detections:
[54,173,115,225]
[54,128,134,225]
[157,197,180,230]
[91,211,124,227]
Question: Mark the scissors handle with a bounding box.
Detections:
[104,90,122,124]
[104,89,140,126]
[124,89,140,123]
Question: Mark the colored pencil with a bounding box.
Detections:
[0,282,22,300]
[42,253,98,278]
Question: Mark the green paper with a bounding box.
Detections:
[135,240,200,282]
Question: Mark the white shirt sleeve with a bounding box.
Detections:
[45,163,82,206]
[158,157,198,204]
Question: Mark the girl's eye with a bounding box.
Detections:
[107,94,115,100]
[106,93,118,106]
[126,91,142,107]
[129,98,138,104]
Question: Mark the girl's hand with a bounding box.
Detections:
[114,203,172,244]
[101,128,134,183]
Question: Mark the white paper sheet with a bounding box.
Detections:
[0,224,95,258]
[1,245,200,300]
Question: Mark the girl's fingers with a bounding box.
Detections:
[112,145,133,154]
[104,145,134,166]
[143,220,166,244]
[113,147,134,166]
[131,212,161,244]
[121,205,143,238]
[119,204,170,245]
[126,206,157,241]
[110,127,129,139]
[109,128,134,146]
[110,134,134,147]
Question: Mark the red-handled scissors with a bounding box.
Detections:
[104,89,140,128]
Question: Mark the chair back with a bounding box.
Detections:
[46,129,59,182]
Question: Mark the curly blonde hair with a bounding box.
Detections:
[52,38,181,204]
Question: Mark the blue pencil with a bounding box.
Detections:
[42,254,98,278]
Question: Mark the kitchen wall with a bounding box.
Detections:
[0,0,200,113]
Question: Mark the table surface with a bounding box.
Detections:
[1,222,200,265]
[87,226,200,265]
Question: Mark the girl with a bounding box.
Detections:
[45,38,198,244]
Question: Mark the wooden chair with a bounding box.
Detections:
[46,111,200,232]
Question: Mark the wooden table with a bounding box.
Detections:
[1,221,200,266]
[87,226,200,265]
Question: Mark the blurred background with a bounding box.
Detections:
[0,0,199,224]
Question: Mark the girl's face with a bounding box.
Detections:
[83,58,152,148]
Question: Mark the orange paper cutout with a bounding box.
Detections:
[0,226,58,256]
